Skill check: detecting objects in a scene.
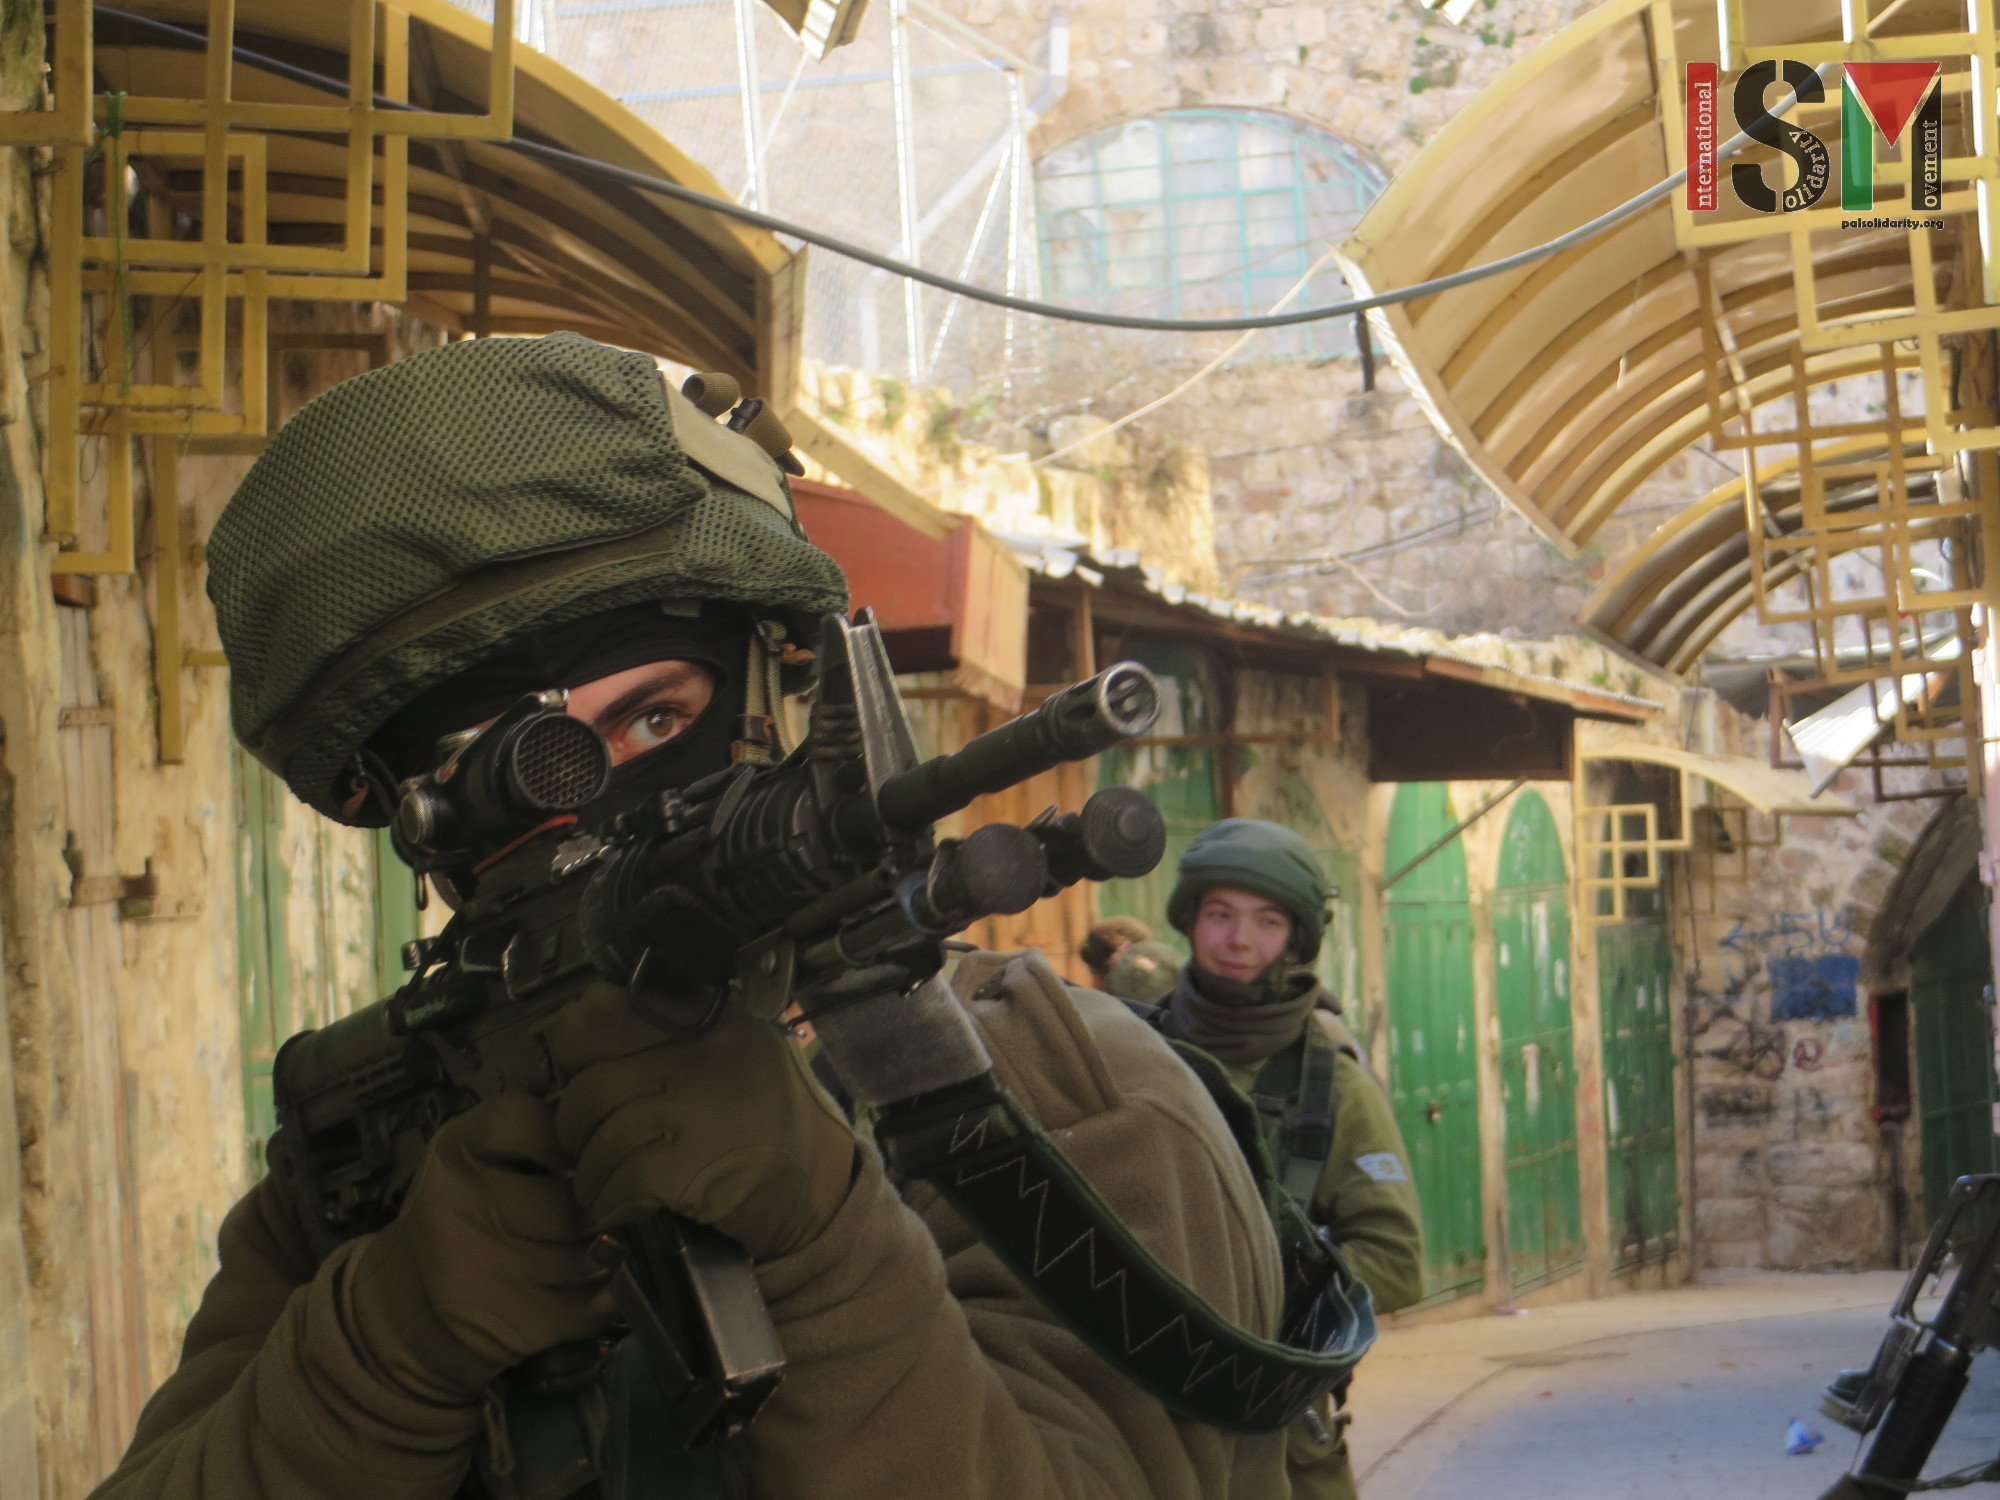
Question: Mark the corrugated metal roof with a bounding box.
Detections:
[1001,534,1663,722]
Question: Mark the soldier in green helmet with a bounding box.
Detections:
[89,334,1322,1500]
[1148,818,1426,1500]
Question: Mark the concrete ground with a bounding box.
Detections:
[1346,1271,2000,1499]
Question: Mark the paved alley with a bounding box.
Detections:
[1347,1272,2000,1499]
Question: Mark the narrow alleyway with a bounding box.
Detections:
[1348,1272,2000,1499]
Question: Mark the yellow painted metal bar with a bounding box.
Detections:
[53,422,135,574]
[331,0,378,279]
[81,239,370,273]
[150,438,184,763]
[1737,34,1983,63]
[45,146,84,540]
[379,6,412,302]
[1718,0,1748,72]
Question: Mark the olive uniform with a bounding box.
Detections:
[1159,820,1425,1500]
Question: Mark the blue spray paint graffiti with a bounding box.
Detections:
[1768,953,1861,1020]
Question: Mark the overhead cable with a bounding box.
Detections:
[93,8,1824,336]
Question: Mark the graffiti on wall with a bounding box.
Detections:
[1715,910,1861,1020]
[1768,954,1862,1020]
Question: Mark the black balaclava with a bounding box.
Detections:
[369,601,752,826]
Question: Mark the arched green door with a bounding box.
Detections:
[1599,918,1679,1269]
[1912,877,1998,1224]
[1385,782,1484,1299]
[1492,791,1582,1292]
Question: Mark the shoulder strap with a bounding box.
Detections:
[1248,1025,1340,1208]
[872,1071,1375,1434]
[1280,1023,1339,1205]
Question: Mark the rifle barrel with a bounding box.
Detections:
[873,663,1160,831]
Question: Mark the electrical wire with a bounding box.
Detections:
[93,6,1827,336]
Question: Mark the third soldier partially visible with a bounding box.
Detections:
[1142,817,1425,1500]
[1079,915,1180,1006]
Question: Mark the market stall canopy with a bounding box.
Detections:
[91,0,804,394]
[1581,438,1935,673]
[1584,743,1857,816]
[1338,0,1998,677]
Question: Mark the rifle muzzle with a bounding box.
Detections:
[874,662,1160,830]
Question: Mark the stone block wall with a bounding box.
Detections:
[1675,710,1950,1272]
[918,0,1731,639]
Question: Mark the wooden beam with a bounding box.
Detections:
[787,409,954,540]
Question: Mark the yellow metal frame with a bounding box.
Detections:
[1576,792,1692,926]
[1573,747,1857,928]
[1647,4,2000,769]
[38,0,507,573]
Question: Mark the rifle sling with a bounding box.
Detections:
[873,1072,1375,1434]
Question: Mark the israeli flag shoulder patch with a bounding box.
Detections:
[1356,1152,1409,1184]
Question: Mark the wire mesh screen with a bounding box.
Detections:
[449,0,1037,393]
[1038,110,1385,360]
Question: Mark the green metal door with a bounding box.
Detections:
[233,748,295,1159]
[1598,918,1680,1269]
[1096,639,1220,952]
[1912,877,1997,1225]
[234,750,424,1174]
[1492,791,1582,1292]
[1385,782,1484,1300]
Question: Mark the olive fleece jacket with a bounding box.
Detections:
[90,951,1288,1500]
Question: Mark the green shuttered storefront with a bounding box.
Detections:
[1493,791,1583,1291]
[1385,782,1484,1300]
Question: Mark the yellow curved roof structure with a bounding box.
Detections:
[92,0,801,392]
[1338,0,1999,676]
[1583,436,1936,673]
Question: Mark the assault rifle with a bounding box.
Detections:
[1818,1173,2000,1498]
[269,609,1375,1486]
[267,611,1170,1460]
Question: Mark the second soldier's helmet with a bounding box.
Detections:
[1165,818,1331,963]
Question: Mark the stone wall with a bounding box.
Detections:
[1667,714,1949,1272]
[3,296,442,1497]
[908,0,1709,638]
[797,361,1220,590]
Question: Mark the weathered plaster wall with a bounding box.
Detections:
[5,298,441,1497]
[0,15,58,1493]
[798,361,1220,591]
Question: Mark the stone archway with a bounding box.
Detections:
[1861,794,1982,987]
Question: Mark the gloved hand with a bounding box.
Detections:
[549,984,858,1261]
[346,1091,615,1405]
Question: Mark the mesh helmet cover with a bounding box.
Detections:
[208,332,848,820]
